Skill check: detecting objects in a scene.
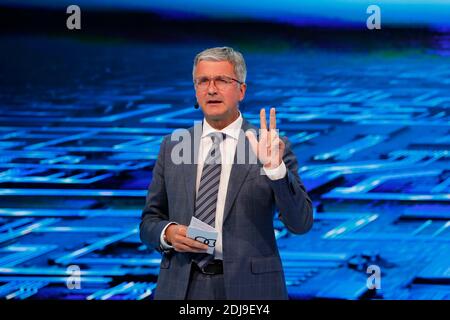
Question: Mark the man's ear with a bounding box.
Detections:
[239,83,247,100]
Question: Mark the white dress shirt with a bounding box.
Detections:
[160,112,287,260]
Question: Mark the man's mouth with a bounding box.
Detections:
[207,100,223,105]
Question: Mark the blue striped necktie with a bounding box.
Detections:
[192,132,225,268]
[194,132,225,227]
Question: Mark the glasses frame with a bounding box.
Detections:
[193,75,243,90]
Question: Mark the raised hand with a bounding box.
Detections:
[245,108,285,170]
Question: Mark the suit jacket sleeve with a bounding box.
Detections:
[139,136,171,252]
[267,137,314,234]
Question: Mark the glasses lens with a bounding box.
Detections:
[196,77,208,89]
[195,76,234,90]
[214,77,229,90]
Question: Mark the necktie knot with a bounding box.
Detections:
[210,132,226,145]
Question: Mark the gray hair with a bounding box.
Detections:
[193,46,247,83]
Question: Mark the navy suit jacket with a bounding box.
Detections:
[140,118,313,300]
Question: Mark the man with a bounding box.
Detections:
[140,46,313,300]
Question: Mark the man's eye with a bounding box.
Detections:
[199,78,209,84]
[216,78,228,84]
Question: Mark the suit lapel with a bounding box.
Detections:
[222,119,256,223]
[183,122,202,223]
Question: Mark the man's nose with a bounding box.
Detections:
[207,81,218,94]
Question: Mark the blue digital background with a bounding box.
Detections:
[3,0,450,27]
[0,1,449,300]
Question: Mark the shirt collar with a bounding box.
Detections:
[201,111,243,141]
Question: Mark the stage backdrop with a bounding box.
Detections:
[0,0,449,300]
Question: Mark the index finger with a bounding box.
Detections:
[184,237,209,250]
[269,107,276,130]
[260,108,267,130]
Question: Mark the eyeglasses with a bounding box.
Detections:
[194,75,243,91]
